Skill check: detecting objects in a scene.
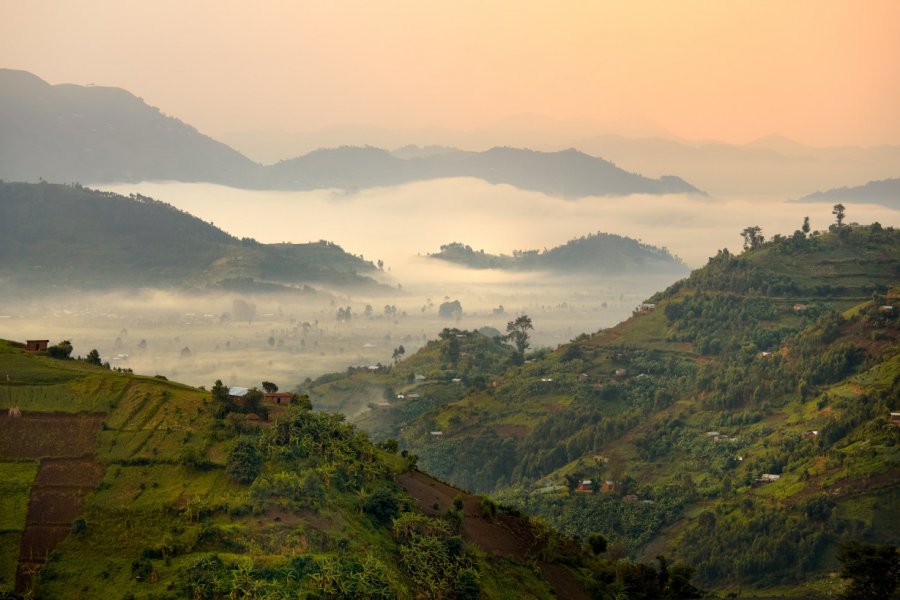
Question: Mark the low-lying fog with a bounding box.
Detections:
[5,179,896,393]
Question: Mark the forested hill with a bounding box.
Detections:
[0,182,378,290]
[310,220,900,596]
[792,177,900,210]
[429,232,689,276]
[0,70,703,197]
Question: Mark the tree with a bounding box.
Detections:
[740,226,764,250]
[833,203,846,227]
[261,381,278,393]
[85,349,102,365]
[438,300,463,321]
[588,532,608,555]
[226,439,263,484]
[232,298,256,324]
[837,541,899,600]
[47,340,73,359]
[392,345,406,363]
[802,216,810,235]
[505,315,533,355]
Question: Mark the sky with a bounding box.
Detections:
[2,0,899,147]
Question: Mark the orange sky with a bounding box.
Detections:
[2,0,899,146]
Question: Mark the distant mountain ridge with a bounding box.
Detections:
[429,232,689,276]
[0,69,259,186]
[791,177,900,209]
[0,69,703,197]
[0,181,379,291]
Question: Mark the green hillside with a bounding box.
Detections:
[0,338,712,599]
[0,182,378,291]
[314,222,900,596]
[430,232,689,276]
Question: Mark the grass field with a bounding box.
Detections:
[0,461,39,592]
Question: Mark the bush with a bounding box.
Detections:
[226,439,262,484]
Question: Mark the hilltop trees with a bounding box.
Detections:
[505,315,533,356]
[832,203,846,227]
[740,226,764,250]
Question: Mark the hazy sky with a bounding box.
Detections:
[2,0,899,146]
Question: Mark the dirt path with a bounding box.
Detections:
[0,413,106,593]
[398,470,589,600]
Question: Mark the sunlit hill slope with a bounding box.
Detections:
[310,220,900,595]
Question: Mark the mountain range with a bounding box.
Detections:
[0,69,701,197]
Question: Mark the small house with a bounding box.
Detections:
[879,305,895,313]
[758,473,781,484]
[623,494,639,503]
[614,369,626,377]
[25,340,49,352]
[793,304,809,312]
[430,431,444,438]
[601,480,616,493]
[638,303,656,313]
[575,480,593,493]
[414,374,426,381]
[264,392,292,405]
[890,413,900,427]
[579,373,590,382]
[801,430,819,440]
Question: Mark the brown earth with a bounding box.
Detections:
[0,412,104,459]
[0,414,106,593]
[398,470,590,600]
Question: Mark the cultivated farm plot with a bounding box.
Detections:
[93,464,235,510]
[0,462,39,592]
[0,413,104,459]
[2,374,128,414]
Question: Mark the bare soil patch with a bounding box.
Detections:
[492,424,529,438]
[2,415,106,593]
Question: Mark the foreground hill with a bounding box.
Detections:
[311,220,900,596]
[0,181,378,291]
[429,232,689,276]
[792,177,900,210]
[0,70,702,197]
[0,339,709,599]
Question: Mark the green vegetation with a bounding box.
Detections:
[1,337,705,599]
[0,462,39,589]
[315,220,900,596]
[430,231,689,276]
